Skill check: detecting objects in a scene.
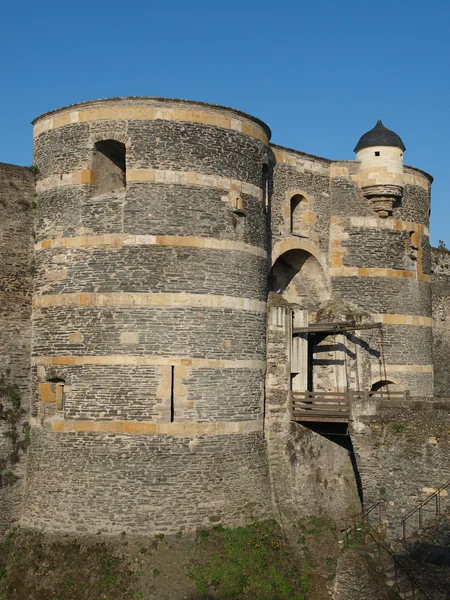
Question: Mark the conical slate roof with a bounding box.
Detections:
[354,120,406,153]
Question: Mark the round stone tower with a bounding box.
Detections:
[25,97,272,534]
[354,119,406,218]
[348,120,434,396]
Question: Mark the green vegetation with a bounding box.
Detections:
[0,519,340,599]
[393,423,406,433]
[0,373,29,488]
[188,521,308,600]
[438,239,448,251]
[0,528,136,600]
[28,165,40,176]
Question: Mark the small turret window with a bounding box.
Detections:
[92,140,126,196]
[374,151,380,156]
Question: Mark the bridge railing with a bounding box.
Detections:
[290,391,350,422]
[290,389,411,423]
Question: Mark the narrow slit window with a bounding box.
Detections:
[55,383,65,410]
[92,140,126,196]
[262,163,269,211]
[170,365,175,423]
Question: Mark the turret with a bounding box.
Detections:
[354,120,406,217]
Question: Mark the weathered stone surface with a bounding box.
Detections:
[0,97,447,540]
[432,248,450,398]
[0,163,35,535]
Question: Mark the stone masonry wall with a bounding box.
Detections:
[0,98,440,541]
[265,299,361,527]
[329,163,433,396]
[23,98,273,534]
[432,247,450,397]
[350,398,450,538]
[0,163,35,534]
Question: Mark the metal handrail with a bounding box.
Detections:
[340,502,432,599]
[401,478,450,539]
[364,528,433,600]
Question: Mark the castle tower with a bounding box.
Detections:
[329,120,434,396]
[354,120,406,218]
[24,98,272,534]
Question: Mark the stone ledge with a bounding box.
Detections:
[35,234,267,258]
[370,364,434,374]
[48,418,263,436]
[36,169,263,200]
[33,292,267,313]
[34,355,266,370]
[331,266,431,282]
[33,105,269,144]
[374,314,433,327]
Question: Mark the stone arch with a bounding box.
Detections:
[370,378,401,393]
[284,189,313,208]
[272,238,328,274]
[269,246,330,312]
[89,130,129,146]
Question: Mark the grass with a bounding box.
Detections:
[0,528,136,600]
[0,519,339,599]
[188,521,309,600]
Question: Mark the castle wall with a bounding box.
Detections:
[264,301,361,525]
[431,247,450,397]
[0,163,35,534]
[23,98,272,534]
[350,397,450,538]
[329,162,433,396]
[0,97,442,541]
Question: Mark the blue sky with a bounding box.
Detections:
[1,0,449,245]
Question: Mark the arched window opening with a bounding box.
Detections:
[92,140,126,196]
[370,380,395,395]
[290,194,306,236]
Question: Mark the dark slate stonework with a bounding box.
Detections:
[35,186,88,240]
[32,307,266,360]
[125,184,267,248]
[432,248,450,397]
[269,157,331,256]
[27,99,272,535]
[29,364,263,423]
[35,246,267,300]
[22,429,271,535]
[0,163,35,534]
[33,124,91,177]
[329,172,374,218]
[341,228,410,270]
[332,277,432,317]
[376,324,433,365]
[127,120,267,186]
[0,98,444,540]
[396,180,431,227]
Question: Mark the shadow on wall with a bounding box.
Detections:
[269,249,329,312]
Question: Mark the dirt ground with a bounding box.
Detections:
[0,518,341,600]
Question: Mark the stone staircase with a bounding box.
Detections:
[343,483,450,599]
